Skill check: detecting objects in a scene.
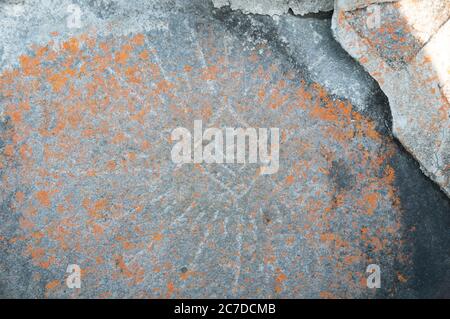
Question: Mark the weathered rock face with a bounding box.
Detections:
[333,0,450,194]
[335,0,397,11]
[213,0,450,196]
[212,0,334,16]
[332,0,450,196]
[0,0,449,299]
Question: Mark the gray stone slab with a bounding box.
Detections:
[0,0,449,299]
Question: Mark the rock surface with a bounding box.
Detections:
[332,0,450,196]
[0,0,449,299]
[335,0,397,11]
[212,0,334,16]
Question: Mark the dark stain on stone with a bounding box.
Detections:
[361,85,393,136]
[262,210,271,225]
[291,10,334,20]
[330,159,356,191]
[211,5,309,81]
[389,138,450,298]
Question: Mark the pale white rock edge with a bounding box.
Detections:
[212,0,334,16]
[335,0,398,11]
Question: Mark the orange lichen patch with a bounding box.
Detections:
[320,233,335,242]
[310,102,340,122]
[19,217,34,230]
[200,65,219,81]
[125,65,142,84]
[115,45,132,65]
[397,272,408,283]
[35,190,51,207]
[155,80,174,94]
[39,256,56,269]
[27,245,45,262]
[320,291,338,299]
[47,71,69,92]
[131,34,145,46]
[274,268,288,294]
[115,51,129,64]
[19,55,41,76]
[319,232,349,249]
[15,191,25,203]
[92,223,104,236]
[112,132,126,144]
[9,110,22,124]
[67,111,82,128]
[285,175,295,185]
[153,233,163,241]
[139,50,149,60]
[56,204,65,213]
[45,280,60,291]
[275,272,287,283]
[343,255,360,265]
[62,38,79,54]
[3,144,14,157]
[93,199,108,217]
[18,101,31,111]
[96,256,104,265]
[285,236,295,246]
[166,281,175,298]
[82,198,108,219]
[106,160,117,171]
[363,193,379,216]
[180,270,195,281]
[122,241,136,250]
[257,88,265,103]
[19,144,32,160]
[134,205,143,213]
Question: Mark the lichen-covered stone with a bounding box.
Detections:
[333,0,450,195]
[0,0,449,299]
